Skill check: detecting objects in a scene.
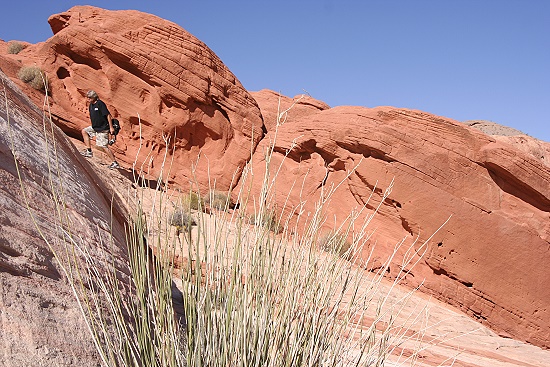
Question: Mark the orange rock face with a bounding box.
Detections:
[2,5,264,189]
[251,89,330,132]
[238,102,550,349]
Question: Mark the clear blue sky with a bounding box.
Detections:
[2,1,549,142]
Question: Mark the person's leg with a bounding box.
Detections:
[96,132,119,168]
[82,127,92,149]
[103,147,120,169]
[81,127,94,157]
[102,146,116,162]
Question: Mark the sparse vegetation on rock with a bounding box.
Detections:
[17,66,48,91]
[249,208,282,234]
[318,231,352,259]
[181,191,204,211]
[169,208,196,235]
[7,41,27,54]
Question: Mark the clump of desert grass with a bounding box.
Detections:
[10,90,446,367]
[7,41,27,54]
[17,65,48,91]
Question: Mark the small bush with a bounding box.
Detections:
[181,191,204,211]
[17,66,48,91]
[318,231,352,258]
[7,41,27,54]
[169,208,196,235]
[204,191,232,211]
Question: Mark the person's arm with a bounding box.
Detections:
[107,114,114,135]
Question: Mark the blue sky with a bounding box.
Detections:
[2,1,549,142]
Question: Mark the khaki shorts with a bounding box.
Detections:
[84,126,109,147]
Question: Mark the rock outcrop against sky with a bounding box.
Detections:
[0,4,549,358]
[1,5,264,189]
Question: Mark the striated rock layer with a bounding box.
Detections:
[245,91,550,349]
[0,5,264,189]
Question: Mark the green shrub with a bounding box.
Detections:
[204,190,232,211]
[181,191,204,211]
[7,41,26,54]
[17,66,48,91]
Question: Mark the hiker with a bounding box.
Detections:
[80,90,120,169]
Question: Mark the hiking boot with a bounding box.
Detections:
[109,161,120,169]
[80,149,93,158]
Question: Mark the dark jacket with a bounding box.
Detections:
[89,99,110,132]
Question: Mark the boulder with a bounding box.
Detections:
[237,103,550,349]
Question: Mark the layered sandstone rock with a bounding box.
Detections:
[1,5,264,189]
[237,102,550,349]
[0,71,128,366]
[465,119,550,167]
[251,89,330,131]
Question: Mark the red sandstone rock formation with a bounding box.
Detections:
[0,5,264,189]
[2,70,548,366]
[466,119,550,167]
[237,101,550,349]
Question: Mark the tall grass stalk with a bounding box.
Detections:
[7,84,444,366]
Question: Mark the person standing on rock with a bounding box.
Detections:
[80,90,120,169]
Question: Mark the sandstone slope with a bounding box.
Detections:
[0,69,133,366]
